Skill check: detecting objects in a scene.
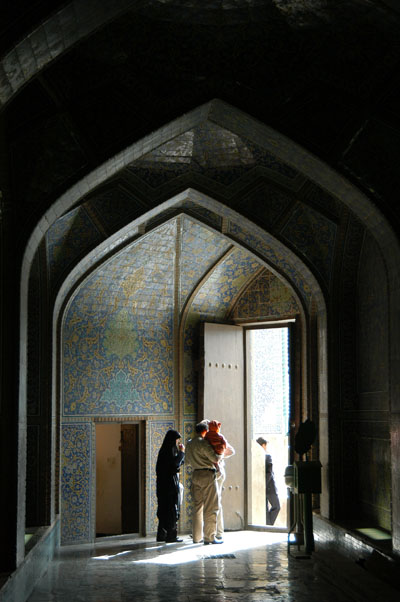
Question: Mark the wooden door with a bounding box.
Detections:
[200,322,245,530]
[121,424,139,533]
[96,423,122,535]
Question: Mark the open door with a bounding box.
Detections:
[121,424,139,533]
[246,325,291,529]
[200,322,245,530]
[96,423,141,537]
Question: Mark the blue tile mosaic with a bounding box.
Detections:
[179,217,231,310]
[231,269,299,319]
[59,209,319,543]
[62,221,176,417]
[61,422,92,544]
[228,220,313,307]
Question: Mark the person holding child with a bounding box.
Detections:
[205,420,235,540]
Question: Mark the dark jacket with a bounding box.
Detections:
[265,454,278,495]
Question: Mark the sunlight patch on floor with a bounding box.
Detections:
[131,531,287,565]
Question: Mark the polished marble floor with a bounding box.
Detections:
[26,531,382,601]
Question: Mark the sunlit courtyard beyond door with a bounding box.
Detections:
[246,326,290,529]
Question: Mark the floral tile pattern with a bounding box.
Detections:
[231,269,299,320]
[62,221,176,417]
[61,422,93,544]
[179,217,230,310]
[60,209,317,543]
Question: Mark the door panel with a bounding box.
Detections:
[202,322,244,530]
[96,423,122,535]
[121,424,139,533]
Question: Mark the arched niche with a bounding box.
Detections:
[52,192,325,542]
[18,101,400,555]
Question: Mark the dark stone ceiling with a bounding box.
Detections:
[2,0,400,248]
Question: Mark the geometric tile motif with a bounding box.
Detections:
[304,182,343,219]
[338,215,365,411]
[46,206,102,284]
[85,185,146,232]
[180,200,223,230]
[231,269,299,320]
[236,182,293,230]
[127,122,298,189]
[357,233,389,395]
[281,202,336,286]
[228,220,313,306]
[61,422,92,544]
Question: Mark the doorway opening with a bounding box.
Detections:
[246,324,291,529]
[96,423,141,537]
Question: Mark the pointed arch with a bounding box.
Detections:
[18,100,400,551]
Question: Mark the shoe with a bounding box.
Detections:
[215,535,223,540]
[165,537,183,543]
[193,539,203,544]
[204,539,223,545]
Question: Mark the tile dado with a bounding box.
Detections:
[61,422,92,545]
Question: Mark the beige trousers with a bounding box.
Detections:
[216,468,225,538]
[191,469,219,543]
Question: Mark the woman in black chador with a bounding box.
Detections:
[156,429,185,542]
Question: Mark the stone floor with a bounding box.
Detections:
[26,531,393,602]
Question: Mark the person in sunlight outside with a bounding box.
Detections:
[256,436,280,525]
[156,429,185,543]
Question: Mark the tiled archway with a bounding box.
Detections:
[54,192,322,542]
[19,102,400,552]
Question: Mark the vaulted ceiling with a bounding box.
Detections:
[2,0,400,254]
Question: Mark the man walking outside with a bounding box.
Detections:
[256,437,280,525]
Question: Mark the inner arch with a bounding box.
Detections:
[54,195,326,542]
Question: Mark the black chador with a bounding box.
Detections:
[156,429,185,542]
